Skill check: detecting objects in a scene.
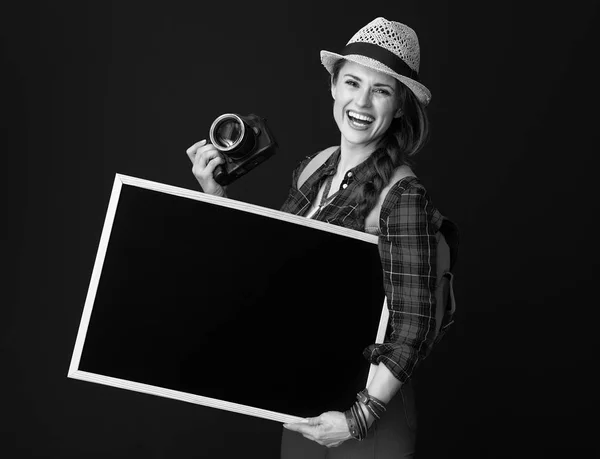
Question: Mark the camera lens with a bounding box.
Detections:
[210,114,246,152]
[215,119,242,148]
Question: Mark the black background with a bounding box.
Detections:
[2,1,599,457]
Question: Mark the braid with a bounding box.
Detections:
[352,146,398,222]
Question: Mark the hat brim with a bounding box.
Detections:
[320,50,432,106]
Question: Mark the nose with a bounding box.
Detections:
[356,87,372,108]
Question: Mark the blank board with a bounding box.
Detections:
[68,174,388,424]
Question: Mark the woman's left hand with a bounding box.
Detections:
[283,411,352,448]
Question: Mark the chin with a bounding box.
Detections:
[340,127,374,146]
[346,136,371,147]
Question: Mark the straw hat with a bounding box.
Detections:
[320,17,432,106]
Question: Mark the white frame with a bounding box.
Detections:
[68,173,389,424]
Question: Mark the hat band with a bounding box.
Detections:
[340,42,420,82]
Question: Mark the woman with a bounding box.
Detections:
[187,17,458,458]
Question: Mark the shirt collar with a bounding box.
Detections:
[320,147,340,176]
[319,146,382,184]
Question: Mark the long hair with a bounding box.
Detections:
[331,59,430,222]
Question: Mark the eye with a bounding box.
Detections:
[345,79,359,87]
[374,88,392,96]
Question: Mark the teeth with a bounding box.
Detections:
[348,111,374,122]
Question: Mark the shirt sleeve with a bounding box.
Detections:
[363,182,439,383]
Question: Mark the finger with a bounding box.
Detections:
[192,145,220,174]
[283,423,316,436]
[203,155,224,174]
[282,422,303,432]
[282,417,317,431]
[306,416,321,426]
[186,140,208,165]
[191,150,218,175]
[185,139,207,163]
[186,139,207,155]
[195,148,220,170]
[195,146,222,168]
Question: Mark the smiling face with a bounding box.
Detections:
[331,60,403,151]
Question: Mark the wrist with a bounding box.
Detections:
[345,389,389,441]
[356,388,387,426]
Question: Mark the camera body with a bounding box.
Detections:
[209,113,277,186]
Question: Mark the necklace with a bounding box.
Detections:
[305,174,337,220]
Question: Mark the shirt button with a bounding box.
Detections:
[347,172,353,177]
[342,183,348,189]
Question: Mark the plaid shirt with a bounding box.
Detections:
[279,147,458,383]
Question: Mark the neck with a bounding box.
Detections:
[337,137,380,176]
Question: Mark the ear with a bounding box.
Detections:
[331,78,336,100]
[393,107,403,118]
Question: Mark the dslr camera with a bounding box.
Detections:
[209,113,277,186]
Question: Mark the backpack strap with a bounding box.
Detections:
[434,231,455,338]
[297,146,339,189]
[363,165,416,231]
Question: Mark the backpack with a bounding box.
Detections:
[297,146,456,340]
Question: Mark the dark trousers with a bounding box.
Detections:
[280,381,417,459]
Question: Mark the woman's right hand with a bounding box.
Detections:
[186,139,228,197]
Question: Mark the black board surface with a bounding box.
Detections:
[72,177,385,420]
